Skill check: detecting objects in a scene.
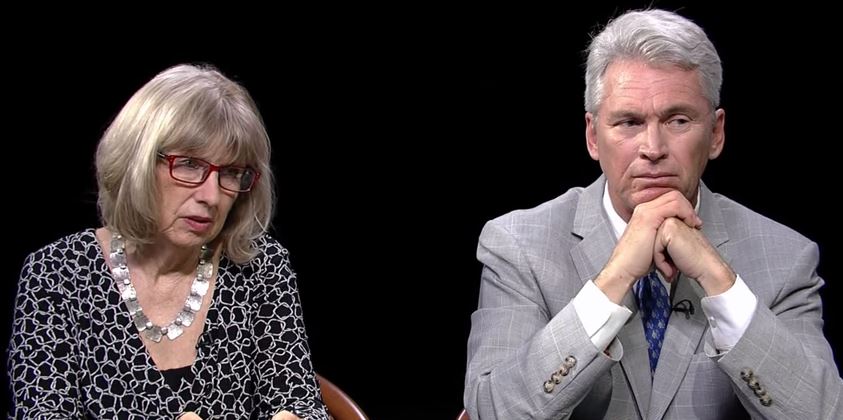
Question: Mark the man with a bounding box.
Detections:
[464,9,841,419]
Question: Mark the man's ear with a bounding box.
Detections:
[586,112,600,161]
[709,108,725,159]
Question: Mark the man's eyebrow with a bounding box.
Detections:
[605,110,644,121]
[659,104,703,117]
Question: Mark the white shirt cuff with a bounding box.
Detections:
[700,275,758,352]
[573,280,633,351]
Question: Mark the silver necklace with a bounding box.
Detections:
[109,233,213,343]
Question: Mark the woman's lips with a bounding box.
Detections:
[184,216,213,232]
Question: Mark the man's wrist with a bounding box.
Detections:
[699,262,736,296]
[594,266,637,304]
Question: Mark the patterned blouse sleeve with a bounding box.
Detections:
[7,250,82,419]
[252,238,328,420]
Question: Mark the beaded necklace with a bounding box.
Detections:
[109,233,213,342]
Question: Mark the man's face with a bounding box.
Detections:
[585,59,725,221]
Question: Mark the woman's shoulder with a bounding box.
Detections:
[222,233,291,273]
[252,233,289,261]
[219,234,297,294]
[27,228,100,263]
[20,228,103,292]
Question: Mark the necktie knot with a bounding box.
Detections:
[637,271,670,374]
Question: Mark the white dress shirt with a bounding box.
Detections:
[571,184,758,354]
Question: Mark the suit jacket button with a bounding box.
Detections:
[748,378,761,391]
[557,365,569,376]
[551,372,563,384]
[740,368,753,381]
[760,395,773,406]
[564,356,577,368]
[753,386,767,398]
[543,380,555,393]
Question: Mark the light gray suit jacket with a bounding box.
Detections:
[465,176,841,419]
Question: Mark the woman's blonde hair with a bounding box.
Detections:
[96,64,274,263]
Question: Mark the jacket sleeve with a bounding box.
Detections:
[251,240,329,420]
[464,220,618,419]
[8,251,82,419]
[717,240,843,419]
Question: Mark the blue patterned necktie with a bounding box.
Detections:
[636,271,671,374]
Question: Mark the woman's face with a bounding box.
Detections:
[154,152,240,249]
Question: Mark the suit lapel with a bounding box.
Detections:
[697,182,730,261]
[617,291,654,419]
[647,183,730,420]
[570,176,616,283]
[570,177,653,418]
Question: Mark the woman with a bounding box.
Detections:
[8,64,327,419]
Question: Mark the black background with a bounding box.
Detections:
[4,2,840,419]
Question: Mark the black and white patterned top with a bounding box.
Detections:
[7,229,328,419]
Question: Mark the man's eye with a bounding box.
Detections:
[666,117,691,130]
[668,118,689,126]
[616,120,641,128]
